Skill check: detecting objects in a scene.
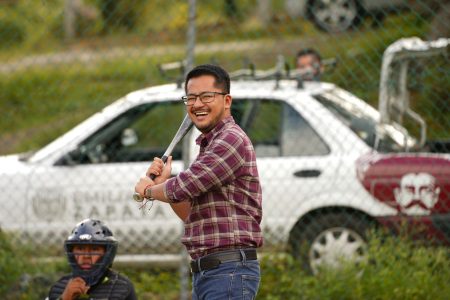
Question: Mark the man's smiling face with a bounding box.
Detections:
[186,75,231,133]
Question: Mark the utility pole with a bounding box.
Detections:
[64,0,76,40]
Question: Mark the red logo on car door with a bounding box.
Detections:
[356,153,450,216]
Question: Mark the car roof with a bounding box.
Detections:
[125,79,336,103]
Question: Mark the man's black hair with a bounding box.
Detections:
[185,64,230,94]
[296,48,322,63]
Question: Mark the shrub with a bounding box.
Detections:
[1,229,448,299]
[258,231,450,300]
[0,230,67,300]
[0,18,26,48]
[0,229,26,294]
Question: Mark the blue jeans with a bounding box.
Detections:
[191,258,260,300]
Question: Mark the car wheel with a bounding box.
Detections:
[308,0,362,33]
[289,212,370,274]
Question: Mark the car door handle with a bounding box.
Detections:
[293,169,321,178]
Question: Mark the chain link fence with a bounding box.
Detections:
[1,0,449,298]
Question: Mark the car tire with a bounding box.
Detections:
[308,0,363,33]
[289,211,371,274]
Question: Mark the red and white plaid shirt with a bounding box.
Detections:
[164,116,263,259]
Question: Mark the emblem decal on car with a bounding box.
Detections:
[394,172,440,215]
[31,190,66,222]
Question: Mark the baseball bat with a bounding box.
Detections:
[133,114,193,202]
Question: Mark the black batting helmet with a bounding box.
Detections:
[64,218,118,286]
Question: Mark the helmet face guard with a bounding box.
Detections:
[64,219,118,286]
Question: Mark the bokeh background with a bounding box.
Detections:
[0,1,449,299]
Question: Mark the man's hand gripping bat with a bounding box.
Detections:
[133,114,193,203]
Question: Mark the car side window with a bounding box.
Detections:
[281,102,330,156]
[314,93,403,152]
[62,101,185,165]
[232,99,329,157]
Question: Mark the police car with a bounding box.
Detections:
[1,38,449,273]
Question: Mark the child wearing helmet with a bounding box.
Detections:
[47,218,137,300]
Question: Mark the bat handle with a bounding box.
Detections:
[133,155,169,202]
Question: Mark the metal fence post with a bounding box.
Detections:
[64,0,76,40]
[180,1,197,299]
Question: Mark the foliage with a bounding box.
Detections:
[122,267,182,300]
[0,1,446,154]
[2,229,448,299]
[0,0,64,55]
[0,18,26,48]
[411,55,450,139]
[0,230,67,299]
[1,10,446,156]
[258,231,450,300]
[97,0,147,33]
[0,230,26,294]
[0,55,178,153]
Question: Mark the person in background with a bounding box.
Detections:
[295,48,324,81]
[47,218,137,300]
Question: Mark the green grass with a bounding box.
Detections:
[0,56,176,153]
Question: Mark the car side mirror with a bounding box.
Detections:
[56,147,83,166]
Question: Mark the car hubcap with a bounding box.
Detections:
[311,0,358,32]
[309,227,366,273]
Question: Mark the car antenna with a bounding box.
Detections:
[274,55,285,89]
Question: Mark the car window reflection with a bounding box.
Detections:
[60,102,184,165]
[233,99,329,157]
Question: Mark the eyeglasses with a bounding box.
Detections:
[181,91,227,106]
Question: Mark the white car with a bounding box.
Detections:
[1,38,449,273]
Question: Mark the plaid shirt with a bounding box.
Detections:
[164,116,263,259]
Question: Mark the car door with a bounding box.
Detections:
[27,101,187,253]
[232,98,340,246]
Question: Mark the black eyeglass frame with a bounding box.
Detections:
[181,91,227,106]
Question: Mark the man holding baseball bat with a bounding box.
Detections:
[135,64,263,299]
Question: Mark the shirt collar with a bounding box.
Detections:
[195,116,235,146]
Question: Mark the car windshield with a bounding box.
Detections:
[313,87,414,152]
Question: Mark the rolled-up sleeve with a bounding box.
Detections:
[164,130,246,203]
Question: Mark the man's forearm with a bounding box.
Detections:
[149,182,171,203]
[147,182,191,220]
[170,202,191,221]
